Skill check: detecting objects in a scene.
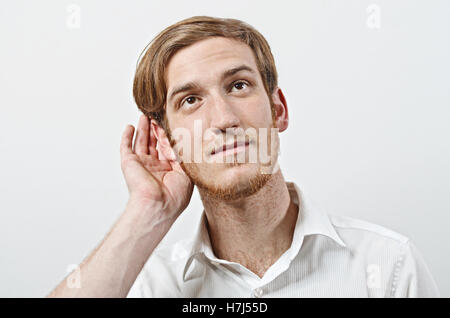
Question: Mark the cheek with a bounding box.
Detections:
[237,97,272,126]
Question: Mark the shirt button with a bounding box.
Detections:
[253,288,263,298]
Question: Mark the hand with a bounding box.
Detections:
[120,114,193,217]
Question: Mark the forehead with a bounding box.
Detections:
[165,37,259,88]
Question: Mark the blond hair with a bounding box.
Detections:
[133,16,278,131]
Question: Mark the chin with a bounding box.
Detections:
[182,161,273,201]
[213,162,259,187]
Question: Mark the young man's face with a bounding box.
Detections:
[163,36,285,200]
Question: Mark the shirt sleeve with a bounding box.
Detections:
[392,239,440,298]
[126,275,143,298]
[126,266,154,298]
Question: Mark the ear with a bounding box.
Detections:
[150,119,176,161]
[271,87,289,132]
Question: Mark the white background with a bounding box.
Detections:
[1,0,449,297]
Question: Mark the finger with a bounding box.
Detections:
[120,125,135,157]
[149,119,158,158]
[157,131,179,163]
[134,114,150,155]
[169,157,186,174]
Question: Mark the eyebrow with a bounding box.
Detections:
[167,64,256,104]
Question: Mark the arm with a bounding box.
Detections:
[46,198,171,297]
[393,240,440,298]
[46,115,193,297]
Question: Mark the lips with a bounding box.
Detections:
[211,140,250,155]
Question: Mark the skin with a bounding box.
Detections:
[156,37,298,277]
[46,37,297,297]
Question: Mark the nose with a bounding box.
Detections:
[209,93,241,133]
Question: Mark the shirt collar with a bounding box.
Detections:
[183,181,347,279]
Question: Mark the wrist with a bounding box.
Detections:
[123,196,177,237]
[126,195,164,212]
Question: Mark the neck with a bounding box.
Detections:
[198,170,299,278]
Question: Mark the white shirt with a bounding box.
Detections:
[127,182,440,298]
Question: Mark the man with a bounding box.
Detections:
[47,16,439,297]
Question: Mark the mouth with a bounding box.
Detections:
[210,140,250,156]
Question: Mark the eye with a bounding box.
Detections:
[230,81,249,92]
[180,96,198,109]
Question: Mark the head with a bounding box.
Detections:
[133,16,289,201]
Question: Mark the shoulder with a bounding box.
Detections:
[144,237,196,275]
[127,237,196,298]
[328,214,440,297]
[329,213,410,246]
[326,213,414,267]
[154,237,196,259]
